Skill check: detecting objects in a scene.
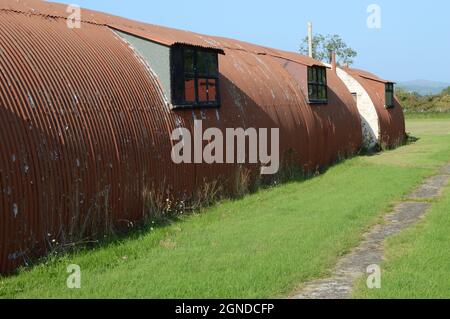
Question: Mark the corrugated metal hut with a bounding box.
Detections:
[0,0,402,274]
[337,67,406,149]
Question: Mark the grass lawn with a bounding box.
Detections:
[404,112,450,120]
[1,118,450,298]
[353,183,450,299]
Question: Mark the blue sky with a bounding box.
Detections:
[55,0,450,83]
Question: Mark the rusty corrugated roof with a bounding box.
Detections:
[0,0,327,64]
[0,0,226,53]
[345,67,395,84]
[0,0,404,275]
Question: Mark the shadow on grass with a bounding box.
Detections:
[6,155,363,279]
[8,131,417,279]
[361,133,420,158]
[7,135,414,278]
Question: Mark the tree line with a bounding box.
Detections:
[396,87,450,113]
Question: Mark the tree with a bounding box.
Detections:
[395,86,450,113]
[441,86,450,95]
[299,34,357,66]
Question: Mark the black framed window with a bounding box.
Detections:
[385,82,395,108]
[307,66,328,104]
[171,45,220,108]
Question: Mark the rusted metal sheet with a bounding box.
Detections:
[0,0,400,274]
[108,25,226,55]
[269,48,327,67]
[0,0,316,63]
[0,0,226,53]
[345,68,406,147]
[0,9,185,273]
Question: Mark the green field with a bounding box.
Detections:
[404,112,450,120]
[1,117,450,298]
[353,183,450,298]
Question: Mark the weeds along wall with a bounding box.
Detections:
[0,0,405,274]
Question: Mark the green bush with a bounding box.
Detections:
[397,86,450,113]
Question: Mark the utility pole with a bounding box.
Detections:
[307,22,313,58]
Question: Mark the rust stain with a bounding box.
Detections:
[0,0,404,274]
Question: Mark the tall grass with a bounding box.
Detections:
[2,118,450,298]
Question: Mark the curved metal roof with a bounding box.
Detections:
[0,0,404,274]
[345,68,406,147]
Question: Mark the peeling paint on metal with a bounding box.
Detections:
[0,0,404,275]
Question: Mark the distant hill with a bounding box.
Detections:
[397,80,450,96]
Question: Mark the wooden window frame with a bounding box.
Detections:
[307,65,328,104]
[170,45,221,109]
[385,82,395,108]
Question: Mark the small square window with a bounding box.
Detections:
[307,66,328,104]
[171,45,220,108]
[385,82,395,108]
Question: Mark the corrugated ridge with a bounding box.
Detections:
[0,0,323,67]
[0,2,387,275]
[0,11,181,273]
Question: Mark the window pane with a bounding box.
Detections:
[170,46,184,105]
[318,86,324,100]
[312,67,317,82]
[386,83,394,93]
[308,80,328,103]
[385,83,394,107]
[207,79,217,102]
[386,92,393,107]
[322,86,327,100]
[208,55,218,75]
[308,67,313,82]
[184,78,196,102]
[321,69,326,84]
[312,85,318,100]
[308,85,313,99]
[184,48,194,74]
[198,78,208,102]
[197,51,217,76]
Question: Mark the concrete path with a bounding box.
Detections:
[291,164,450,299]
